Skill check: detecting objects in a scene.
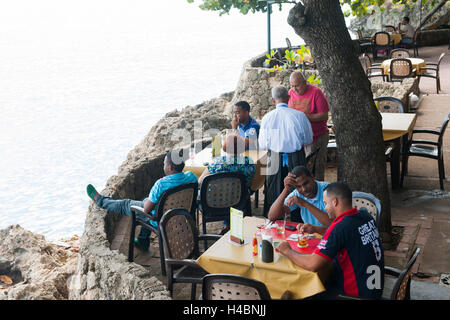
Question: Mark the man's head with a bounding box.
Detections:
[164,150,185,175]
[402,16,410,25]
[323,182,353,220]
[290,71,308,95]
[222,133,245,155]
[271,85,290,104]
[290,166,318,199]
[234,101,250,125]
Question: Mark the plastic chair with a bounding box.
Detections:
[159,208,221,300]
[198,172,249,241]
[388,58,416,82]
[385,247,421,300]
[128,182,198,276]
[202,274,271,300]
[418,53,446,94]
[362,54,385,81]
[372,31,393,59]
[374,96,404,113]
[390,48,410,59]
[337,247,421,300]
[352,191,382,227]
[401,114,450,190]
[384,25,396,33]
[202,273,271,300]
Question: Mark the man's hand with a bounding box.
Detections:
[276,241,291,256]
[283,173,297,190]
[231,114,238,129]
[296,223,315,234]
[285,195,308,208]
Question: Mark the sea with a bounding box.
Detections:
[0,0,354,241]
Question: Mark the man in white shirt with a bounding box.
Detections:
[259,85,313,216]
[398,16,415,45]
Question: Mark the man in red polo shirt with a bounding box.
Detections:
[277,182,384,299]
[289,71,329,181]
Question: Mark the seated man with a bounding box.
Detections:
[231,100,260,150]
[268,166,332,228]
[86,150,198,251]
[198,133,256,233]
[277,182,385,299]
[398,16,415,45]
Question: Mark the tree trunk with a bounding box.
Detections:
[287,0,392,245]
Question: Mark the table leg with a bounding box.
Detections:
[391,137,401,189]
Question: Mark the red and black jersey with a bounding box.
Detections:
[314,208,384,299]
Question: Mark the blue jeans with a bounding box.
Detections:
[95,195,152,245]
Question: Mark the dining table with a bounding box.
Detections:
[381,57,426,76]
[196,216,330,299]
[184,146,268,193]
[381,112,417,189]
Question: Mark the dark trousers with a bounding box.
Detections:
[263,149,306,217]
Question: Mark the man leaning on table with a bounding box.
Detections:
[398,16,415,46]
[277,182,385,299]
[258,85,313,217]
[268,165,333,228]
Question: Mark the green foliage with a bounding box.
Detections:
[264,46,321,85]
[187,0,441,17]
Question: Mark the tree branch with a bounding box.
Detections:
[417,0,448,31]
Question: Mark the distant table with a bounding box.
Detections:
[381,58,426,76]
[196,216,328,299]
[381,112,417,189]
[184,147,267,192]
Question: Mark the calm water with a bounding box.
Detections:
[0,0,352,241]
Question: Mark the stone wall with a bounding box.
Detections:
[69,94,233,300]
[418,29,450,46]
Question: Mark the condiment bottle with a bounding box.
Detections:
[252,232,258,256]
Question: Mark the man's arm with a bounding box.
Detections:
[285,196,333,227]
[277,242,331,272]
[267,188,291,221]
[306,112,328,123]
[143,198,156,215]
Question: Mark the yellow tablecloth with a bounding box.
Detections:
[184,148,267,191]
[381,58,426,76]
[196,217,328,299]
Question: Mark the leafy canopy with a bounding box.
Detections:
[187,0,439,17]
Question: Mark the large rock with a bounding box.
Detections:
[0,225,79,300]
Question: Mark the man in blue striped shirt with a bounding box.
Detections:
[86,150,198,251]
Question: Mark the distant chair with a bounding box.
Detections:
[401,114,450,190]
[362,54,386,81]
[390,48,410,59]
[286,37,292,49]
[388,58,416,82]
[352,191,382,227]
[374,96,404,113]
[384,25,396,33]
[418,53,446,94]
[372,31,393,59]
[357,30,372,54]
[202,274,271,300]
